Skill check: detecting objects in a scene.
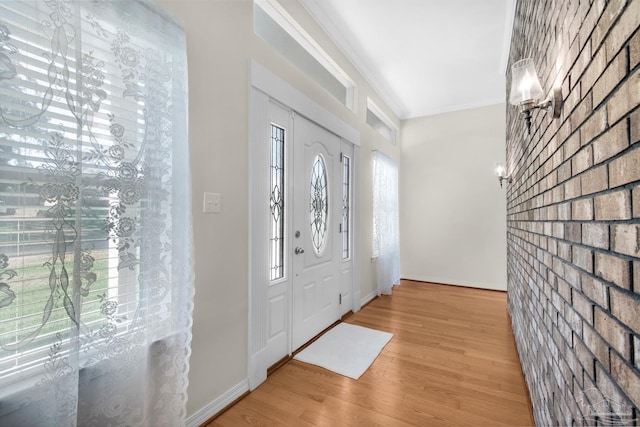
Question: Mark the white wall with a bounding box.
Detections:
[158,0,400,419]
[399,104,507,291]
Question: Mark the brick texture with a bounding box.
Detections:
[633,109,640,144]
[609,287,640,335]
[507,1,640,425]
[593,189,631,220]
[610,146,640,188]
[611,224,640,257]
[634,186,640,217]
[593,120,628,165]
[594,252,631,289]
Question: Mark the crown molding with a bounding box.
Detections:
[300,0,514,120]
[403,98,506,120]
[499,0,517,75]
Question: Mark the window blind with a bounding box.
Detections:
[0,1,193,424]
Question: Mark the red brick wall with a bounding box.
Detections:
[506,0,640,425]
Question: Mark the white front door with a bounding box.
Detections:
[249,69,361,390]
[291,116,341,351]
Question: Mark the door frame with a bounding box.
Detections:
[248,61,361,390]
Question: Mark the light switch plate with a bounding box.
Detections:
[203,192,221,213]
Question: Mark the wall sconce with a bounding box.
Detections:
[509,58,562,134]
[495,162,511,188]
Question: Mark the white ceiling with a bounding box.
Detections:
[300,0,516,120]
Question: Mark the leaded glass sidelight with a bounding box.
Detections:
[342,155,351,259]
[270,125,285,280]
[310,154,328,253]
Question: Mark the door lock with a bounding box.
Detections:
[295,247,305,255]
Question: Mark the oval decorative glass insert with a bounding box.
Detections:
[310,154,328,253]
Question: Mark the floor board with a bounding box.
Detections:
[209,280,535,426]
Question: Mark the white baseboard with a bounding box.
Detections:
[401,274,507,291]
[186,379,249,427]
[360,290,378,307]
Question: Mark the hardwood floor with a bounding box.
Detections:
[208,280,535,426]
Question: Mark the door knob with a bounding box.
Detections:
[295,247,305,255]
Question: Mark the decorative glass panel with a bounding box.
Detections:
[310,154,328,253]
[342,155,351,259]
[270,125,285,280]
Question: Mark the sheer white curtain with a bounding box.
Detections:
[372,151,400,295]
[0,1,193,425]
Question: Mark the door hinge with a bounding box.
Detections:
[339,293,342,304]
[340,152,344,163]
[339,223,342,233]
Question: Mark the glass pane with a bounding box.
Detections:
[270,125,285,280]
[342,156,350,259]
[309,154,328,254]
[366,108,395,144]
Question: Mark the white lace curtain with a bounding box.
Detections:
[0,1,192,425]
[373,151,400,295]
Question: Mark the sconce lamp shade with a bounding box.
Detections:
[509,58,545,106]
[494,161,511,188]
